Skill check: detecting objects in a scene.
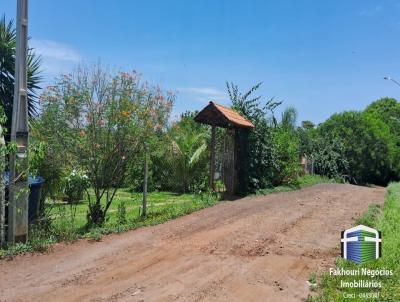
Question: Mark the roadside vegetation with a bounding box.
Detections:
[0,190,220,258]
[308,182,400,301]
[0,175,329,258]
[255,174,334,196]
[2,13,400,266]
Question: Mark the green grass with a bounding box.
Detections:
[0,174,333,259]
[255,174,335,196]
[355,204,382,227]
[308,182,400,301]
[50,189,197,231]
[0,190,218,259]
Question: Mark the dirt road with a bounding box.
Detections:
[0,183,384,302]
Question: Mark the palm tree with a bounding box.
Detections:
[0,15,42,133]
[170,130,208,193]
[281,106,298,130]
[162,112,209,193]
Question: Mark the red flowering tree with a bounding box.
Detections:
[38,65,173,225]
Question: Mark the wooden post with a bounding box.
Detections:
[209,125,216,191]
[142,143,148,217]
[232,128,237,195]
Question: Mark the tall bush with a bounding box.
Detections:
[316,111,396,184]
[273,126,301,184]
[227,82,282,194]
[38,65,174,225]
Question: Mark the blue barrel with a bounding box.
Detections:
[28,176,45,222]
[3,172,45,223]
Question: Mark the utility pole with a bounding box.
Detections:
[0,130,5,247]
[8,0,29,243]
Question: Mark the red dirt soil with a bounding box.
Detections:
[0,183,385,302]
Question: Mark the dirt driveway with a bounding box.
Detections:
[0,183,384,302]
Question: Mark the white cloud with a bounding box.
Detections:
[30,39,81,78]
[30,39,81,62]
[177,86,227,104]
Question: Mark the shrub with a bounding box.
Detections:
[87,228,102,242]
[117,202,127,225]
[273,126,301,184]
[311,136,349,180]
[63,169,89,204]
[317,111,396,185]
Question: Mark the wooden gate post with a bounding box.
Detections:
[209,125,216,191]
[194,102,254,194]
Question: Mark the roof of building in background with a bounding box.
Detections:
[194,101,254,128]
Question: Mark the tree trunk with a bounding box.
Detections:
[0,126,5,246]
[142,145,148,217]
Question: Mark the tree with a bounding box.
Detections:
[227,82,282,194]
[0,15,42,132]
[364,97,400,179]
[301,120,315,130]
[273,115,301,184]
[365,97,400,123]
[163,112,209,193]
[298,121,316,157]
[135,85,174,216]
[311,136,348,180]
[281,106,297,130]
[39,66,149,225]
[317,111,396,184]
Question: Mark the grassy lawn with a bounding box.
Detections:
[47,189,217,243]
[50,189,197,230]
[0,174,332,258]
[1,190,217,258]
[308,182,400,301]
[50,175,331,231]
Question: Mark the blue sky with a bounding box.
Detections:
[3,0,400,123]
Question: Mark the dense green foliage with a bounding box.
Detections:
[224,89,400,190]
[160,112,209,193]
[228,82,302,195]
[310,98,400,185]
[311,135,349,180]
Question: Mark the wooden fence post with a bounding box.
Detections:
[142,143,148,217]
